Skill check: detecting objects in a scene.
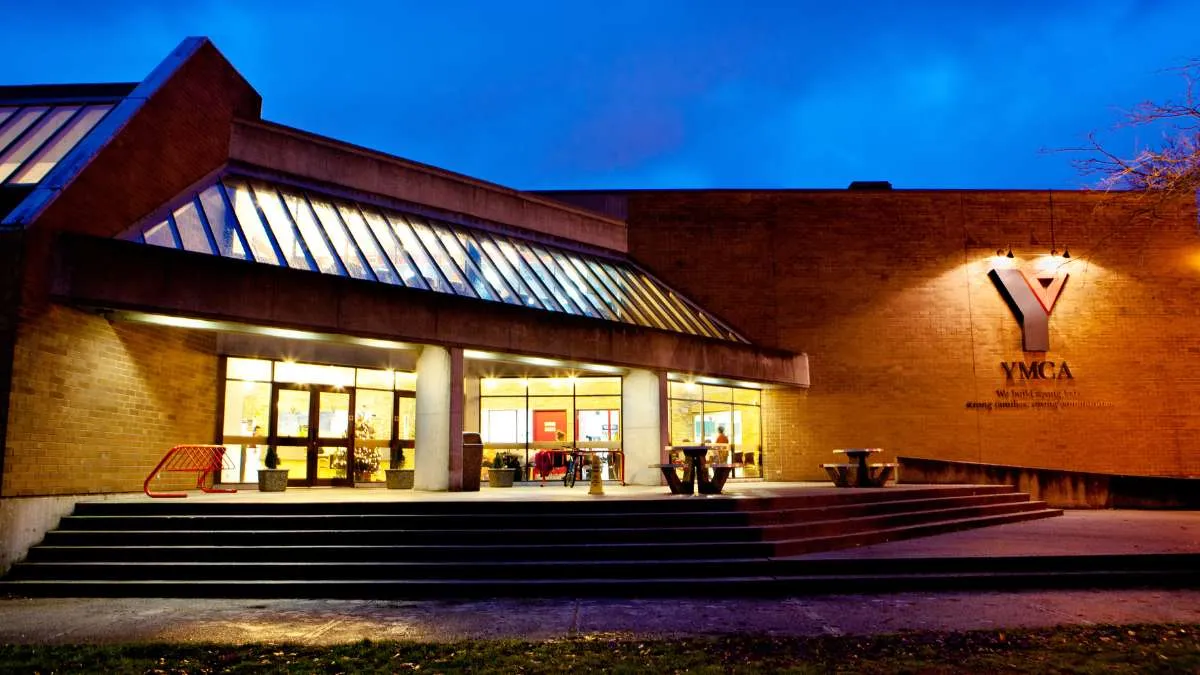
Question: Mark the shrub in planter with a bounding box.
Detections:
[257,446,288,492]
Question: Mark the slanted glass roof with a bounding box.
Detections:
[125,176,747,343]
[0,104,115,185]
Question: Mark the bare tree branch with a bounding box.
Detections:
[1066,60,1200,197]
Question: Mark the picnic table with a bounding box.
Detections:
[652,445,737,495]
[822,448,896,487]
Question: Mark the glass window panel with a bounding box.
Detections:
[669,381,702,401]
[355,389,394,470]
[733,388,762,405]
[0,107,48,161]
[645,278,706,335]
[549,250,615,320]
[273,361,355,387]
[355,368,393,390]
[226,180,281,265]
[289,194,369,280]
[278,189,343,276]
[171,199,214,254]
[491,237,563,312]
[538,247,606,319]
[669,398,705,446]
[432,223,499,301]
[325,202,398,284]
[527,377,573,396]
[480,397,529,443]
[222,381,271,436]
[394,371,417,391]
[274,446,308,480]
[673,294,724,339]
[199,184,250,260]
[611,266,683,331]
[569,257,631,322]
[0,106,77,183]
[275,389,311,437]
[573,377,620,396]
[10,105,110,184]
[481,378,527,396]
[702,384,734,403]
[472,234,543,309]
[595,264,665,329]
[0,108,14,128]
[396,395,416,441]
[367,208,444,291]
[317,391,351,439]
[252,183,314,271]
[595,262,666,329]
[406,216,476,297]
[733,404,762,477]
[624,267,691,331]
[512,242,585,315]
[143,220,176,248]
[652,279,718,338]
[437,225,512,303]
[227,357,272,381]
[581,259,646,326]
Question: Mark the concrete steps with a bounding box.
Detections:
[0,485,1110,598]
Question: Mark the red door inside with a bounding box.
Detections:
[532,410,568,442]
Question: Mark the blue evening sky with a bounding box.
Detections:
[2,1,1197,190]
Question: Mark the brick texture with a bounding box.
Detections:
[3,305,218,496]
[626,190,1200,480]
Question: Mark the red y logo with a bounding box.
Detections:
[988,266,1068,351]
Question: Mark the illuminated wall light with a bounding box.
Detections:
[251,326,316,340]
[465,350,496,360]
[523,356,562,367]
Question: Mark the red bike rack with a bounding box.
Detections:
[144,444,238,498]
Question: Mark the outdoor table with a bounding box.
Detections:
[833,448,882,487]
[658,445,734,495]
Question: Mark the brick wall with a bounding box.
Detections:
[3,305,218,496]
[627,190,1200,480]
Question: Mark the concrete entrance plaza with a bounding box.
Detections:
[0,483,1197,644]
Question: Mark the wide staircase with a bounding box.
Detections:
[5,484,1183,599]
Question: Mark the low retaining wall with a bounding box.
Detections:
[0,494,127,575]
[897,457,1200,509]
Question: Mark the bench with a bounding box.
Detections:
[650,463,688,494]
[703,463,739,494]
[821,463,856,487]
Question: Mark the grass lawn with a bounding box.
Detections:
[1,623,1196,673]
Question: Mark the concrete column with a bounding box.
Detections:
[415,345,462,491]
[621,368,667,486]
[464,374,480,435]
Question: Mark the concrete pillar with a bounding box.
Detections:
[621,369,667,486]
[415,345,462,491]
[464,374,480,435]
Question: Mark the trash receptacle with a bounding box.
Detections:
[462,432,483,492]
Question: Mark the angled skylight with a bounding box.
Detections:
[124,176,747,343]
[0,104,115,185]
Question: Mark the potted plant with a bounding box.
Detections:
[385,446,414,489]
[487,452,520,488]
[257,445,288,492]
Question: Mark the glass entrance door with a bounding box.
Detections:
[271,385,353,486]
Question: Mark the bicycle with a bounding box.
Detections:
[563,448,584,488]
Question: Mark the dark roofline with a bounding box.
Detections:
[0,83,138,105]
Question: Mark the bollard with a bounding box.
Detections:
[588,452,605,495]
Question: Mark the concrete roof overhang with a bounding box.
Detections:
[50,233,808,387]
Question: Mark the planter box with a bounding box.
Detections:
[257,469,289,492]
[385,468,415,489]
[488,468,515,488]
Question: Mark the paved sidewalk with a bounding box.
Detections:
[1,509,1197,645]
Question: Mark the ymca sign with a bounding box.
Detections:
[988,265,1068,352]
